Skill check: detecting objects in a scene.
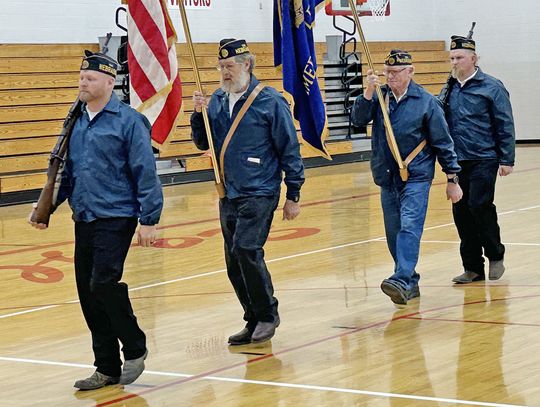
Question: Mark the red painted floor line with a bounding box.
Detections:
[0,191,378,257]
[2,284,539,313]
[95,293,540,406]
[4,162,540,258]
[0,240,75,257]
[405,316,540,327]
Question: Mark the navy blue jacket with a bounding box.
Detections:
[352,80,461,187]
[191,75,304,200]
[445,68,515,165]
[58,93,163,225]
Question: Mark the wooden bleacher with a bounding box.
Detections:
[0,40,449,199]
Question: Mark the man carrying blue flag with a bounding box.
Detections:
[274,0,330,158]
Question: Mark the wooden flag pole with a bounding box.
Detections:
[347,0,407,181]
[177,1,226,198]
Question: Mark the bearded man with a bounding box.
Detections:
[190,39,304,345]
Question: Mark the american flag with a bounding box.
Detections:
[127,0,182,145]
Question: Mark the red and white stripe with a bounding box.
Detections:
[127,0,182,145]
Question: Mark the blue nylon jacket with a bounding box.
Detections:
[58,92,163,225]
[445,68,515,165]
[190,75,305,199]
[351,80,461,187]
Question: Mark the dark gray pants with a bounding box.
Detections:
[219,195,280,329]
[452,159,505,276]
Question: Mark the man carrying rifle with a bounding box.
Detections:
[351,50,463,307]
[442,36,515,284]
[28,51,163,389]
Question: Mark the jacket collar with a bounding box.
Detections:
[385,80,422,100]
[469,66,485,82]
[83,91,121,115]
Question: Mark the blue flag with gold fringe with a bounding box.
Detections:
[274,0,330,159]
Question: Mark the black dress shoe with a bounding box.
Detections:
[380,279,408,306]
[228,328,253,345]
[452,270,485,284]
[251,321,278,343]
[408,285,420,300]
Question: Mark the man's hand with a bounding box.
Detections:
[499,165,513,176]
[364,69,381,100]
[446,183,463,204]
[28,203,47,230]
[282,199,300,221]
[192,91,209,113]
[137,224,157,247]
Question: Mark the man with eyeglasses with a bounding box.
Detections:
[442,36,515,284]
[191,39,304,344]
[351,49,463,307]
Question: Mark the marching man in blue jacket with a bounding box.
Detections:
[351,50,463,307]
[191,39,305,344]
[29,51,162,390]
[443,36,515,284]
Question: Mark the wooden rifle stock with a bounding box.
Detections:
[31,98,83,226]
[438,22,476,106]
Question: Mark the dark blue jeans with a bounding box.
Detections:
[380,180,432,291]
[219,195,280,328]
[452,159,505,276]
[74,217,146,377]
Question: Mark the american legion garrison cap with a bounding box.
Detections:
[384,49,413,66]
[80,50,119,78]
[450,35,476,51]
[218,38,250,60]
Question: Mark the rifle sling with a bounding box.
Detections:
[219,83,264,181]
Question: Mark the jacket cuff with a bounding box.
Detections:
[139,217,159,226]
[286,186,301,201]
[499,160,514,166]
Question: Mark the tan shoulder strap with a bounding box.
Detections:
[219,83,264,180]
[383,91,427,180]
[404,139,427,167]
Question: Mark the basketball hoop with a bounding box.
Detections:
[364,0,390,21]
[325,0,390,20]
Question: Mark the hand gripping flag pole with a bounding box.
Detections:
[177,1,226,198]
[347,0,408,181]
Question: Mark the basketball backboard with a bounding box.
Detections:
[325,0,390,17]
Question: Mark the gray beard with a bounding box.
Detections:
[221,71,250,93]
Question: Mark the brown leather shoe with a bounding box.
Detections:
[452,270,485,284]
[228,328,253,346]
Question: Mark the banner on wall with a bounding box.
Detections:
[167,0,212,9]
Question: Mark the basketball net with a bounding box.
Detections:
[364,0,389,21]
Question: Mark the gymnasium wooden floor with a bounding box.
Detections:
[1,146,539,407]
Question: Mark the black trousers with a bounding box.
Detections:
[219,195,280,329]
[452,160,505,276]
[74,217,146,377]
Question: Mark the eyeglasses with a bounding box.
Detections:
[382,67,408,77]
[216,62,241,72]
